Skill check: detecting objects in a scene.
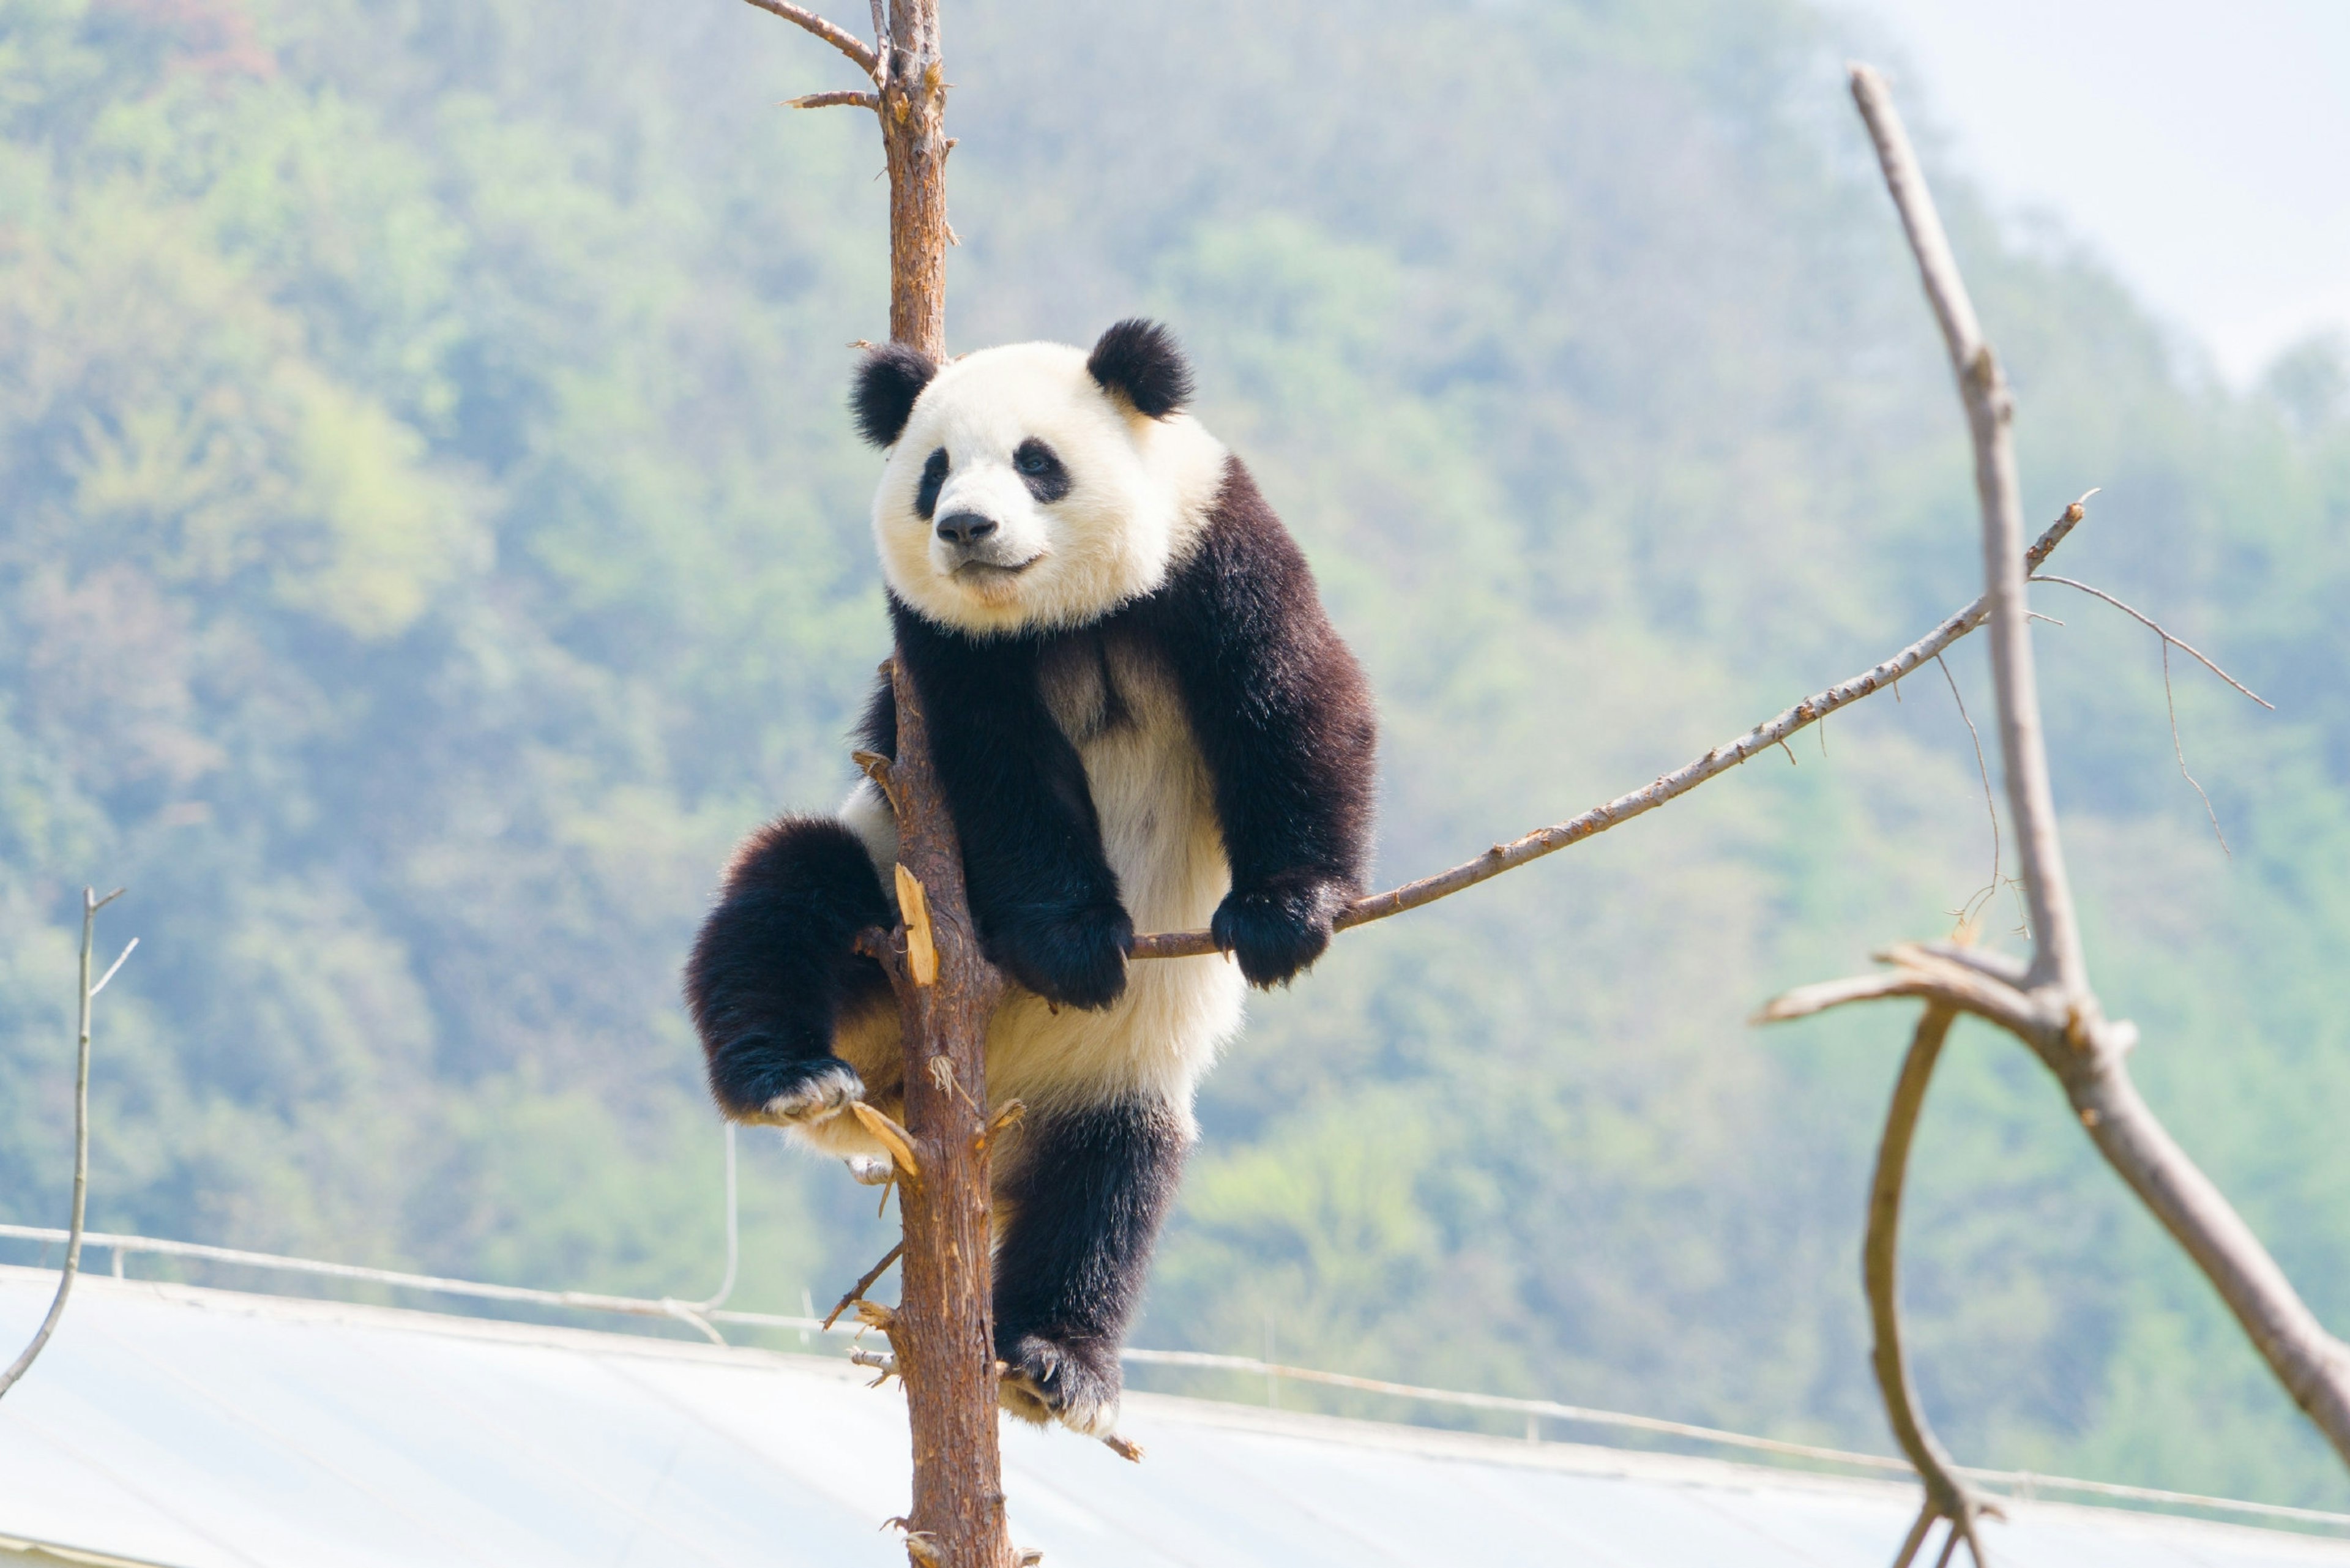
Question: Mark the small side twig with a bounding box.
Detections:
[2029,572,2274,856]
[1868,1005,1998,1567]
[825,1239,908,1331]
[2028,575,2272,709]
[1934,654,2003,932]
[0,887,128,1402]
[2163,641,2230,856]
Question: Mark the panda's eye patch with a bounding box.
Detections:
[915,447,950,519]
[1012,438,1070,503]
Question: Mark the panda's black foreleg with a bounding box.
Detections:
[991,1098,1189,1436]
[684,815,894,1124]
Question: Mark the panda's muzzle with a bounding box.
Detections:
[936,510,1043,579]
[936,511,998,546]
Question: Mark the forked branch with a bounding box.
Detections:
[1759,67,2350,1526]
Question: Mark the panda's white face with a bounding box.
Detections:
[871,343,1228,636]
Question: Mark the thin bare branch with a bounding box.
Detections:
[1868,1006,1997,1567]
[788,89,881,110]
[1934,654,2002,931]
[2162,642,2231,856]
[1852,61,2084,996]
[824,1239,906,1331]
[1753,948,2049,1045]
[2029,575,2272,708]
[1892,1504,1936,1568]
[88,936,138,999]
[0,887,114,1400]
[2027,573,2261,853]
[2061,1048,2350,1457]
[739,0,881,76]
[1130,501,2090,961]
[1914,941,2027,987]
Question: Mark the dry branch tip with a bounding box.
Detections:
[850,1099,922,1178]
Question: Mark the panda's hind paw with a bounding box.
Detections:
[744,1056,865,1126]
[997,1332,1121,1436]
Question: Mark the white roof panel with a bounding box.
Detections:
[2,1266,2346,1567]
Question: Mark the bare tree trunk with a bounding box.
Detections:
[879,0,948,360]
[877,655,1016,1568]
[865,4,1015,1561]
[739,1,1004,1558]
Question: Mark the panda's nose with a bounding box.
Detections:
[936,512,998,546]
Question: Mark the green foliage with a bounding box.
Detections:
[2,0,2348,1508]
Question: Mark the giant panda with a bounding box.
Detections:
[685,319,1376,1436]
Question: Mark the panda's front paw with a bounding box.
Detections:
[991,903,1133,1011]
[712,1045,864,1126]
[1212,876,1345,988]
[996,1331,1121,1436]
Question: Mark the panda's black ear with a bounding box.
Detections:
[1087,318,1193,419]
[851,342,939,447]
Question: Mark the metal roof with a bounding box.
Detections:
[2,1266,2346,1567]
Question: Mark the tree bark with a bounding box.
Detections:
[865,6,1013,1564]
[880,0,949,361]
[881,657,1015,1568]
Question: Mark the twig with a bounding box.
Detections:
[2028,575,2272,708]
[2029,571,2277,856]
[0,888,127,1401]
[2162,642,2230,856]
[1130,501,2091,961]
[738,0,881,76]
[1868,1006,1997,1567]
[1934,655,2002,931]
[824,1239,907,1331]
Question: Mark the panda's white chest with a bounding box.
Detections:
[955,633,1242,1119]
[1037,634,1229,936]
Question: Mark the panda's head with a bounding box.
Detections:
[855,319,1230,636]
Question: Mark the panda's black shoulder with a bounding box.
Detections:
[1128,455,1334,643]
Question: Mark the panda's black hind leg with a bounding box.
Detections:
[992,1099,1189,1436]
[685,815,893,1124]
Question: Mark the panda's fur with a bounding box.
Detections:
[685,320,1376,1436]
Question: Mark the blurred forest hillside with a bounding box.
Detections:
[6,0,2350,1509]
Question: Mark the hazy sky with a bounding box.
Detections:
[1833,0,2350,383]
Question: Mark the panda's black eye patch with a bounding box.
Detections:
[916,447,949,520]
[1012,438,1070,503]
